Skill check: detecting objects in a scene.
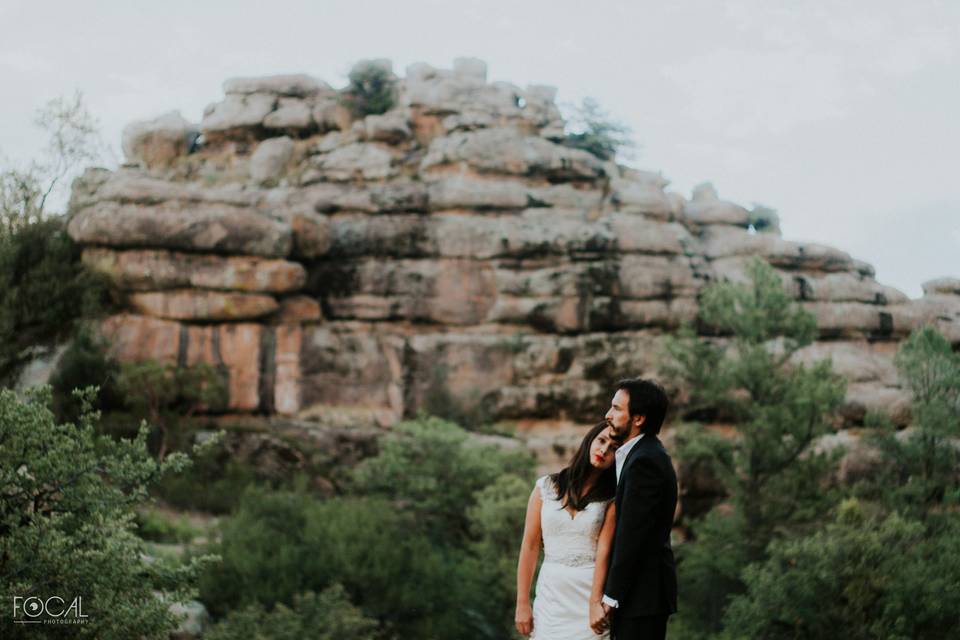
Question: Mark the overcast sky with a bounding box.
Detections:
[2,0,957,297]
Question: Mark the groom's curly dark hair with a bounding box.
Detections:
[617,377,669,435]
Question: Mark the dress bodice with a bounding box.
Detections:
[537,475,610,568]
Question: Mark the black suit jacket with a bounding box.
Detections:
[604,434,678,617]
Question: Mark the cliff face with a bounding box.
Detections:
[67,59,960,459]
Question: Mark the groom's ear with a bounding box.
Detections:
[634,414,646,430]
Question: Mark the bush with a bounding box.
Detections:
[725,501,960,640]
[204,585,378,640]
[153,445,261,514]
[135,508,202,544]
[0,387,214,639]
[662,258,846,638]
[198,416,536,639]
[116,360,228,461]
[49,326,123,423]
[0,218,107,385]
[341,61,397,117]
[350,416,535,543]
[561,98,633,161]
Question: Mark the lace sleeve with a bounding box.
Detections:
[536,475,556,501]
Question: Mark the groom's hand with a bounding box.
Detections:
[590,601,609,635]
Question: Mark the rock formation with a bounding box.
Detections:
[67,58,960,466]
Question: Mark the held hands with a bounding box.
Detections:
[590,600,610,635]
[515,602,533,637]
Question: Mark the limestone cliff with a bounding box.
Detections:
[67,58,960,469]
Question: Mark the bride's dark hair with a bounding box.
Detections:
[550,421,620,512]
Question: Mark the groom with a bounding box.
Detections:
[596,378,677,640]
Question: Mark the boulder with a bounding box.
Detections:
[249,136,295,184]
[129,290,279,321]
[702,225,855,272]
[81,248,306,293]
[121,111,197,169]
[326,181,428,213]
[611,175,675,220]
[314,142,397,181]
[684,183,751,226]
[364,111,412,144]
[922,277,960,296]
[67,201,293,257]
[427,174,529,210]
[609,214,692,255]
[311,258,498,325]
[201,92,276,133]
[420,128,606,181]
[263,97,314,130]
[273,296,323,324]
[77,169,260,209]
[790,341,899,385]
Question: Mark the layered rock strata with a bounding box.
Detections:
[68,59,959,445]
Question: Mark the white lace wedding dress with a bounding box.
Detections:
[532,475,611,640]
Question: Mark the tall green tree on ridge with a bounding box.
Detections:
[723,325,960,640]
[661,258,846,638]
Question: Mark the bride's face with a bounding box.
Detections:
[589,427,619,470]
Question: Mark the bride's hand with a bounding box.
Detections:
[589,600,608,635]
[515,602,533,636]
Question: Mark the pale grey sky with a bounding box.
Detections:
[2,0,958,297]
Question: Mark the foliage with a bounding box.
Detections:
[561,97,634,161]
[341,62,397,117]
[0,218,108,386]
[204,585,378,640]
[0,387,215,639]
[463,474,534,637]
[134,508,202,544]
[49,326,123,423]
[724,500,960,640]
[662,258,846,638]
[199,416,536,639]
[154,448,261,514]
[677,323,960,639]
[351,415,535,543]
[858,327,960,521]
[116,360,228,461]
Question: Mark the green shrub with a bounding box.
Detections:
[198,416,536,639]
[204,585,378,640]
[662,258,846,638]
[561,98,633,161]
[49,326,123,422]
[350,416,535,543]
[135,508,202,544]
[154,446,260,514]
[0,218,107,386]
[0,387,215,639]
[117,360,228,461]
[341,61,397,117]
[725,501,960,640]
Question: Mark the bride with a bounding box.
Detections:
[515,422,620,639]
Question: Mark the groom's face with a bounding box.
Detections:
[606,388,637,438]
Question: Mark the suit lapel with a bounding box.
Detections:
[615,435,660,506]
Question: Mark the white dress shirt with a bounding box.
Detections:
[603,432,644,609]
